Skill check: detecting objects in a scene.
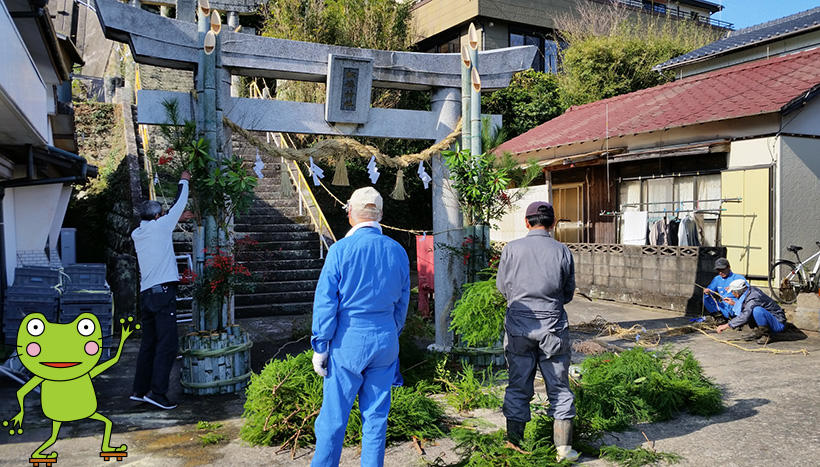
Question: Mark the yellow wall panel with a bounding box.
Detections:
[720,168,770,278]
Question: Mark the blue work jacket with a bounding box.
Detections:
[311,225,410,354]
[705,272,746,312]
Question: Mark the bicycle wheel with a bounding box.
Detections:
[769,260,805,304]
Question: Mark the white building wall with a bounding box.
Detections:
[12,185,63,267]
[0,1,49,145]
[728,137,778,169]
[491,184,550,244]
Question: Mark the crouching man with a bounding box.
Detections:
[496,201,579,463]
[716,279,787,345]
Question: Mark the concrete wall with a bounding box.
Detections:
[570,243,726,313]
[779,135,820,259]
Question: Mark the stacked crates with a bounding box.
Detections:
[61,264,113,360]
[3,267,61,348]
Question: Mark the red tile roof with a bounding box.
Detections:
[496,47,820,156]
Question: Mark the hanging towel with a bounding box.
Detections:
[622,211,648,245]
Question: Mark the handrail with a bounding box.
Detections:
[246,81,336,259]
[134,65,155,200]
[276,136,336,259]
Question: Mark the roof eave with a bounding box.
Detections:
[654,23,820,73]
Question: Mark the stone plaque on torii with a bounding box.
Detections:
[94,0,535,348]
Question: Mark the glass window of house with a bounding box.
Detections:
[510,30,545,72]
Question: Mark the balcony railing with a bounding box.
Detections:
[612,0,733,29]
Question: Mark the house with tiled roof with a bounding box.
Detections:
[493,21,820,302]
[654,6,820,78]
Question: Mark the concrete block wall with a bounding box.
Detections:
[569,243,726,313]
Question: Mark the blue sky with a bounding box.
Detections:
[711,1,819,29]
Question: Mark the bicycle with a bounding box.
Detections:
[768,241,820,304]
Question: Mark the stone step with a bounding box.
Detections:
[235,302,313,318]
[234,223,313,233]
[239,240,318,251]
[236,231,318,242]
[240,258,325,271]
[235,290,315,306]
[237,248,319,261]
[251,198,299,208]
[252,269,323,282]
[246,206,301,216]
[251,280,319,293]
[234,215,311,226]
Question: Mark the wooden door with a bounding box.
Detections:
[552,183,584,243]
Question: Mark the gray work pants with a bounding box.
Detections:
[502,312,576,422]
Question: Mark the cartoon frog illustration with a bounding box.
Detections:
[3,312,137,463]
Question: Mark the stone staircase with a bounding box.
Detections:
[232,145,325,318]
[131,94,325,319]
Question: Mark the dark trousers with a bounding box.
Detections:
[503,315,576,422]
[133,283,178,396]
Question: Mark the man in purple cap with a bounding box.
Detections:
[496,201,579,462]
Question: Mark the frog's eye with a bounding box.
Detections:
[27,319,45,336]
[77,318,95,337]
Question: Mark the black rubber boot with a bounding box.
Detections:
[506,419,526,447]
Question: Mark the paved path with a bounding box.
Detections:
[1,300,817,466]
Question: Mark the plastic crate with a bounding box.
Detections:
[61,290,112,305]
[59,302,113,323]
[64,263,107,290]
[12,267,60,288]
[3,293,60,346]
[3,295,59,321]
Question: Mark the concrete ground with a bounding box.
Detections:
[1,299,818,466]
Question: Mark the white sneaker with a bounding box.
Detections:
[556,445,580,462]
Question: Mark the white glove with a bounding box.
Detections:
[312,351,328,377]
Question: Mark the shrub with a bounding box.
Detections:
[573,347,723,433]
[241,351,445,455]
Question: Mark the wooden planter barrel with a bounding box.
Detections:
[451,343,505,369]
[180,324,252,395]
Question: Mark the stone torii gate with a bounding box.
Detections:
[94,0,535,349]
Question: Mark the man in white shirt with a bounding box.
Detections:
[130,171,190,410]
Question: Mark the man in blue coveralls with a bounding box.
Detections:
[703,257,745,320]
[716,279,788,345]
[496,201,579,463]
[310,187,410,467]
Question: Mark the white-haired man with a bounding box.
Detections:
[716,279,787,345]
[310,187,410,467]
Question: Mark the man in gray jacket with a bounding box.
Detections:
[130,171,191,410]
[496,201,578,462]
